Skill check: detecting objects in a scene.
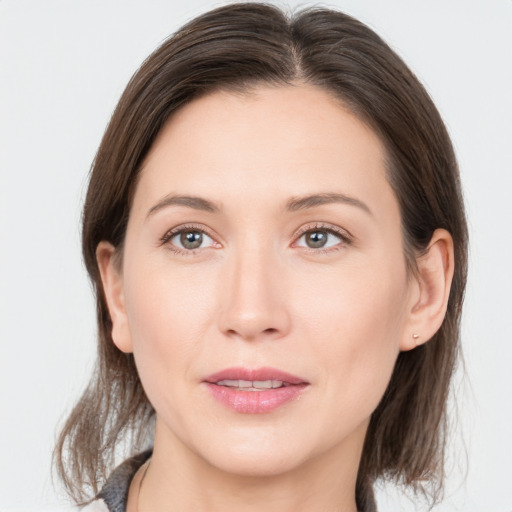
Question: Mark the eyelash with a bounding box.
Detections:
[159,222,353,256]
[292,223,353,254]
[159,223,218,256]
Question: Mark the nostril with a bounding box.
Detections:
[225,326,280,341]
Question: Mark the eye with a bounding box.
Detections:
[293,225,350,250]
[161,225,218,253]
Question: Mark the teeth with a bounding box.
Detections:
[216,379,285,389]
[253,380,272,389]
[217,379,239,387]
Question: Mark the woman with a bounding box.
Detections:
[54,3,468,511]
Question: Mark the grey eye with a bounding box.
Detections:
[305,231,328,248]
[171,229,214,250]
[296,229,342,249]
[181,230,203,249]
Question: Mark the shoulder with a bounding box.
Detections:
[80,499,109,512]
[79,449,152,512]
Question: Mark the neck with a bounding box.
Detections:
[134,419,367,512]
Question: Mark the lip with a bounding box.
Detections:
[204,366,308,385]
[203,366,309,414]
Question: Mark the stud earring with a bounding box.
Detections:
[412,333,420,340]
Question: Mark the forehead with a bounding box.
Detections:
[134,83,395,217]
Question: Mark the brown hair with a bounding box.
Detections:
[54,3,468,508]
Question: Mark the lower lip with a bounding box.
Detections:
[204,383,308,414]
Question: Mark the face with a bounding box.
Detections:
[102,84,420,477]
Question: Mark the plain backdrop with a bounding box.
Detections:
[0,1,511,511]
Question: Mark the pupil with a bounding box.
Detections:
[307,231,327,248]
[181,231,203,249]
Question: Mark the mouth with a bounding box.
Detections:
[214,379,293,391]
[203,367,309,413]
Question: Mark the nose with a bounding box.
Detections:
[217,243,291,342]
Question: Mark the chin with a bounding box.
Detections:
[205,443,306,478]
[189,422,313,477]
[188,411,370,480]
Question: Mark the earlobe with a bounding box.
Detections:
[96,241,134,353]
[400,229,455,351]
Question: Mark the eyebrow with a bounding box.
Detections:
[147,194,221,217]
[147,191,372,218]
[286,193,372,215]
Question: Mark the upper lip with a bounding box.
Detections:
[204,366,309,385]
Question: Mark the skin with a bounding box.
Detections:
[97,83,454,512]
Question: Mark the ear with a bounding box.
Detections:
[96,241,134,353]
[400,228,455,351]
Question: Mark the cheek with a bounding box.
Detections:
[125,251,217,340]
[122,256,218,407]
[298,256,408,341]
[294,258,408,412]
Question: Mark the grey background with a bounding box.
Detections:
[1,1,511,510]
